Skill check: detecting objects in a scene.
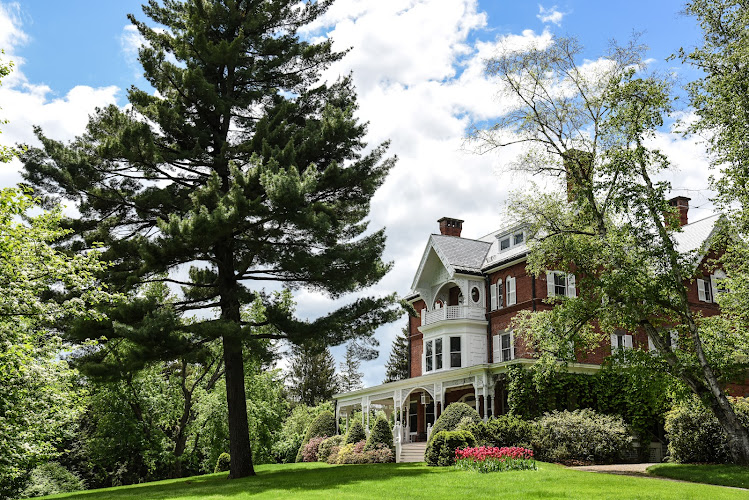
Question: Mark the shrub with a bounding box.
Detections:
[455,446,537,473]
[459,414,535,448]
[532,409,632,464]
[318,435,345,463]
[345,419,367,444]
[365,416,393,450]
[295,410,337,462]
[665,396,749,463]
[301,436,327,462]
[428,403,481,444]
[336,440,394,464]
[425,430,476,466]
[326,446,342,464]
[214,453,231,473]
[21,462,84,498]
[271,434,304,464]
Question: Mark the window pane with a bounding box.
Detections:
[554,273,566,296]
[500,238,510,250]
[450,336,461,352]
[435,338,443,370]
[451,352,461,368]
[514,232,524,245]
[501,334,510,349]
[426,340,432,357]
[426,340,433,371]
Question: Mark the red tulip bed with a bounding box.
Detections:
[454,446,537,473]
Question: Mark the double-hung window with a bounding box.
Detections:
[425,340,433,372]
[611,330,632,351]
[547,271,576,298]
[500,332,513,362]
[450,336,461,368]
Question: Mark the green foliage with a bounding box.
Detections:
[338,342,364,393]
[0,189,112,498]
[505,364,672,443]
[271,402,332,464]
[214,454,231,474]
[425,430,476,467]
[21,0,399,477]
[19,462,84,498]
[295,410,337,462]
[345,419,367,445]
[383,327,410,383]
[365,416,393,451]
[427,403,481,444]
[533,409,632,464]
[317,436,345,463]
[458,414,535,448]
[665,397,749,464]
[335,441,393,464]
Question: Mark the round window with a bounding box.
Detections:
[471,287,480,303]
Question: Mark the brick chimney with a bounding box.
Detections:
[438,217,463,237]
[668,196,690,227]
[562,149,594,201]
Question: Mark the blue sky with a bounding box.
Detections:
[0,1,713,387]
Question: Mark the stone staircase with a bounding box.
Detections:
[398,442,427,463]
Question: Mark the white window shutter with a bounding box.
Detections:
[624,335,633,350]
[507,277,516,305]
[670,330,678,350]
[697,279,706,301]
[546,271,555,298]
[492,334,499,361]
[710,275,718,303]
[567,274,576,297]
[648,336,655,352]
[610,333,618,350]
[490,283,497,310]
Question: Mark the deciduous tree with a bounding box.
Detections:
[470,35,749,463]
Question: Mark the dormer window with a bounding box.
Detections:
[498,230,525,253]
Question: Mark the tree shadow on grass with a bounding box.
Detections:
[48,463,434,500]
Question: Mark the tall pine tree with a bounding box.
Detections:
[287,344,338,406]
[20,0,398,478]
[384,327,409,383]
[337,342,363,392]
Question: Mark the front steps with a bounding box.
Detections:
[398,442,427,463]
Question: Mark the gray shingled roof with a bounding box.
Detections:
[430,234,492,273]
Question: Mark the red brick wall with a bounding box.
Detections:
[409,299,425,378]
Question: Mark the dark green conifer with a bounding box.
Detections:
[21,0,397,478]
[287,345,339,407]
[383,327,410,383]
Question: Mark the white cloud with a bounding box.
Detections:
[120,24,145,79]
[0,4,120,189]
[537,5,565,26]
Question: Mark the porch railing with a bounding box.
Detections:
[421,305,485,326]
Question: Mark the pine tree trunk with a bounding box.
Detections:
[223,333,255,477]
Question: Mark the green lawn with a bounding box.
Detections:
[647,463,749,489]
[40,462,746,500]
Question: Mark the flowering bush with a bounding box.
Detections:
[336,440,394,464]
[318,435,345,463]
[301,436,327,462]
[454,446,537,473]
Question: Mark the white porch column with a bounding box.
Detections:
[482,385,489,421]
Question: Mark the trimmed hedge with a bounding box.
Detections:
[459,414,535,448]
[428,403,481,443]
[425,430,476,466]
[295,410,337,462]
[345,419,367,444]
[337,440,394,464]
[665,396,749,463]
[532,409,631,464]
[365,416,393,451]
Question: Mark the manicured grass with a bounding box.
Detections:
[647,463,749,489]
[40,462,747,500]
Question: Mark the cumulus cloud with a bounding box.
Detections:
[0,4,120,189]
[537,5,565,26]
